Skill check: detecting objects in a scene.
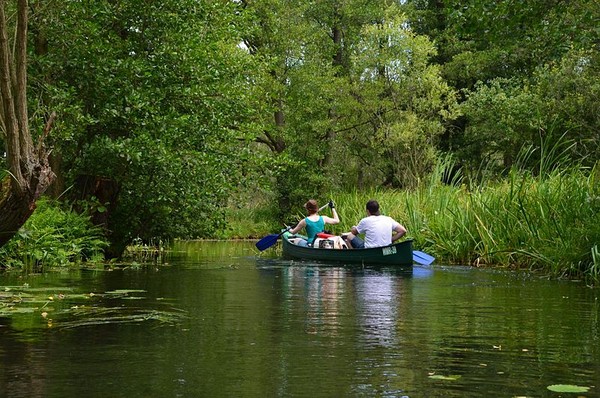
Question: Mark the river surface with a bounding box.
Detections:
[0,241,598,397]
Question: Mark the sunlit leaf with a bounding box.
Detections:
[105,289,147,294]
[547,384,590,393]
[428,375,461,381]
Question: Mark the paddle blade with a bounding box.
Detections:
[413,250,435,265]
[255,234,281,251]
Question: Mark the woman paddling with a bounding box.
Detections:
[289,199,339,247]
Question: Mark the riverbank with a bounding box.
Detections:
[2,164,599,283]
[229,166,600,283]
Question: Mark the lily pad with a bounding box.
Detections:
[428,375,461,381]
[547,384,590,393]
[105,289,147,294]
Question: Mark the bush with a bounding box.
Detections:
[0,199,108,269]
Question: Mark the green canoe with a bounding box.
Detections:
[281,232,414,266]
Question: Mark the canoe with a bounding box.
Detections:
[281,232,413,266]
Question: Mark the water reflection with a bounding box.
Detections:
[355,270,399,347]
[1,242,599,398]
[273,265,413,341]
[264,264,418,396]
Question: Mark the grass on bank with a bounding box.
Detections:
[371,164,598,281]
[233,160,600,282]
[2,151,599,283]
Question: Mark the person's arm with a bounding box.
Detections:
[391,224,407,242]
[290,219,306,235]
[323,208,339,225]
[323,200,340,225]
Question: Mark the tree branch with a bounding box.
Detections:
[36,111,56,154]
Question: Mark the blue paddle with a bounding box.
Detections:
[255,228,290,251]
[413,250,435,265]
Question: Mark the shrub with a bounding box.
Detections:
[0,199,108,269]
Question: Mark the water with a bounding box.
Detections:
[0,241,598,397]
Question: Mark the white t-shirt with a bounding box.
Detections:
[356,215,401,248]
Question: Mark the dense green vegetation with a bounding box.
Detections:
[0,0,598,280]
[331,166,600,282]
[0,199,107,269]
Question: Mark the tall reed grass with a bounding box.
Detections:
[230,136,599,282]
[330,159,600,282]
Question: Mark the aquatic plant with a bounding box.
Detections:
[0,199,108,269]
[122,237,169,264]
[0,284,186,331]
[547,384,590,393]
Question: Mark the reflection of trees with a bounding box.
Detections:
[0,321,47,397]
[279,266,414,395]
[350,270,416,396]
[279,266,411,345]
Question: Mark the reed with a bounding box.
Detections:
[228,136,600,281]
[224,195,278,239]
[331,161,600,282]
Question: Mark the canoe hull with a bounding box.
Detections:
[281,233,413,266]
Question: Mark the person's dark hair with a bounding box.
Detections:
[305,199,318,214]
[366,199,380,216]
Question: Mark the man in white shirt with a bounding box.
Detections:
[345,200,407,249]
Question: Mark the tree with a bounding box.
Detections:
[242,0,456,213]
[405,0,598,90]
[334,5,458,188]
[0,0,55,248]
[460,50,600,172]
[243,0,351,215]
[28,0,263,256]
[404,0,600,173]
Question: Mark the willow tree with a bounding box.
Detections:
[0,0,54,247]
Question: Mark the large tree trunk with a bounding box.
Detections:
[0,158,54,247]
[0,0,55,248]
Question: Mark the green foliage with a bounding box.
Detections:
[331,164,600,282]
[531,49,600,166]
[407,0,599,89]
[246,0,458,208]
[27,0,264,253]
[340,6,458,189]
[0,200,108,269]
[459,49,600,172]
[459,77,543,170]
[404,0,599,177]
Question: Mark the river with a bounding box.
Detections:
[0,240,598,397]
